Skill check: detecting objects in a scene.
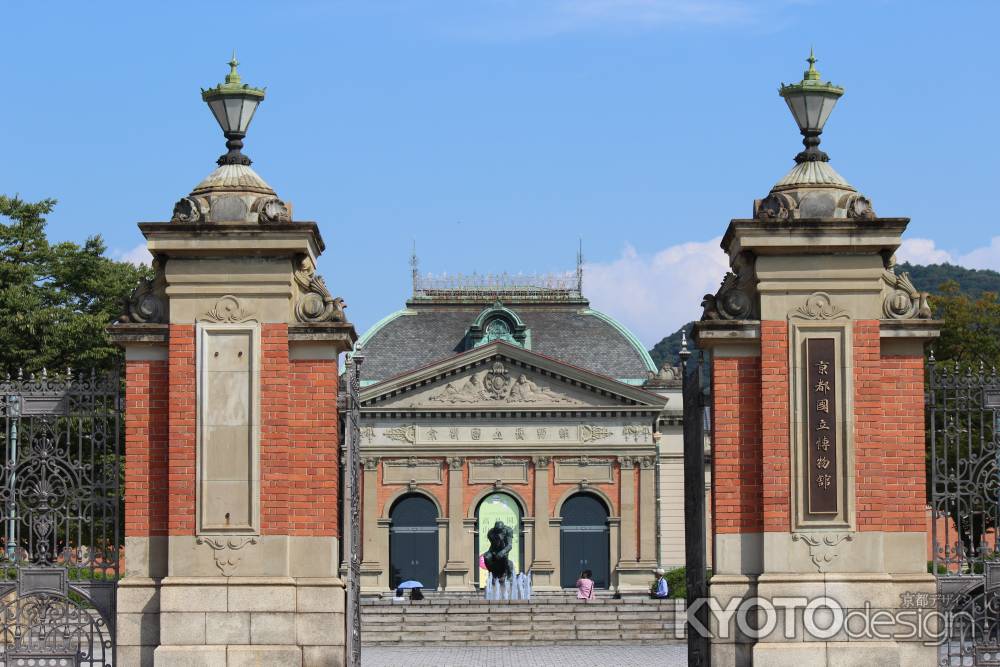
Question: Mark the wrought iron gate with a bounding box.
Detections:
[929,358,1000,666]
[0,370,121,667]
[681,338,710,667]
[343,353,363,667]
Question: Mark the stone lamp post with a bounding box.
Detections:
[695,52,939,666]
[111,57,356,666]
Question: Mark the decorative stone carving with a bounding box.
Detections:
[195,536,258,576]
[427,365,578,405]
[361,425,375,443]
[638,456,655,469]
[252,196,291,224]
[881,269,932,320]
[202,295,255,323]
[789,292,849,320]
[844,194,876,220]
[120,257,168,323]
[384,425,416,444]
[580,425,611,443]
[447,456,464,471]
[533,456,551,469]
[618,456,636,469]
[623,424,652,443]
[293,255,348,323]
[361,457,380,471]
[701,253,757,321]
[483,361,512,400]
[792,532,854,573]
[754,192,797,220]
[171,196,208,223]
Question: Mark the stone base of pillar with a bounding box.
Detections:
[709,573,937,667]
[442,562,470,590]
[615,561,659,594]
[120,576,346,667]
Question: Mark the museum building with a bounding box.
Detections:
[351,269,695,594]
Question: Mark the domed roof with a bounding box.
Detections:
[357,292,655,385]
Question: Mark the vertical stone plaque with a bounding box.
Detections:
[806,337,837,514]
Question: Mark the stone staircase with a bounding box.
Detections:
[361,596,686,646]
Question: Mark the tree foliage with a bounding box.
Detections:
[898,262,1000,300]
[0,195,150,376]
[648,321,697,369]
[929,281,1000,368]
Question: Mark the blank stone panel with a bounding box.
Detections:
[200,328,257,533]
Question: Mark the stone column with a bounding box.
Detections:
[638,455,658,564]
[530,456,557,590]
[616,456,648,592]
[694,61,939,664]
[360,457,384,592]
[110,114,356,664]
[442,457,469,589]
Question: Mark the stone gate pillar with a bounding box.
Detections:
[695,55,939,666]
[110,60,356,666]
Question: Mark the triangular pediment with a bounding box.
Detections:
[360,342,666,412]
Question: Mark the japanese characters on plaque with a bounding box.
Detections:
[806,338,838,514]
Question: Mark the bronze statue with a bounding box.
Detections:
[484,520,515,581]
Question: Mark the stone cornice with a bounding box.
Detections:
[722,218,909,258]
[106,322,169,346]
[879,319,942,340]
[138,221,325,257]
[693,320,761,349]
[288,322,357,349]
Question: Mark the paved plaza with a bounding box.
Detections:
[361,644,687,667]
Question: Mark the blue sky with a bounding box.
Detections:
[1,0,995,346]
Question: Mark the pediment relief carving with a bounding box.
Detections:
[789,292,848,320]
[375,360,618,409]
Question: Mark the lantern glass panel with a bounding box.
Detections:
[238,99,259,134]
[208,98,230,133]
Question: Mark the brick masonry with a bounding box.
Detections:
[124,358,169,537]
[709,319,928,537]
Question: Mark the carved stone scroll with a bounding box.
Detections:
[789,292,848,320]
[792,532,853,573]
[701,253,757,321]
[120,257,168,323]
[196,536,259,576]
[881,269,932,320]
[293,255,348,323]
[202,295,256,324]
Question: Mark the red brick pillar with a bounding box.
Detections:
[696,221,939,666]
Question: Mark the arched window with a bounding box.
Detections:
[560,493,610,589]
[389,494,439,590]
[482,318,514,345]
[475,493,523,587]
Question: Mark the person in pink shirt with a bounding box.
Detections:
[576,569,595,601]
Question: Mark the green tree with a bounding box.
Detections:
[0,195,149,376]
[928,280,1000,367]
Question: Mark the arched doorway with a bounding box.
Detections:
[389,494,439,590]
[560,493,610,589]
[475,492,523,587]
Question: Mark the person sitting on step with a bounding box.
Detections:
[576,569,596,601]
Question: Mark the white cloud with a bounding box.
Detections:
[584,238,728,347]
[958,237,1000,272]
[897,238,953,266]
[115,243,153,267]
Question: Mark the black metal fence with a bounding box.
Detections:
[929,359,1000,666]
[0,369,121,666]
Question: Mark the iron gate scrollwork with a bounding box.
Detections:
[343,353,363,667]
[930,358,1000,666]
[0,370,121,667]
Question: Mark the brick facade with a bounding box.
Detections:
[124,358,169,537]
[710,354,763,535]
[167,324,196,535]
